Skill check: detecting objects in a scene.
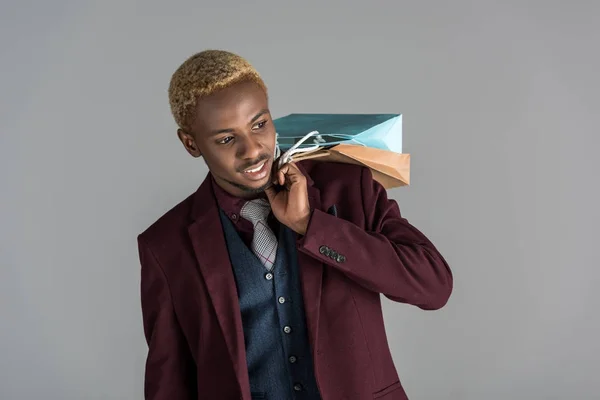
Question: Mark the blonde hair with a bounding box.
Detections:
[168,49,267,131]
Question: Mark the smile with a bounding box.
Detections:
[242,160,270,181]
[244,162,266,173]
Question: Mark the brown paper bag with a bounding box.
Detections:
[290,144,410,189]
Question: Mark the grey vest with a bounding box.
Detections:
[219,210,321,400]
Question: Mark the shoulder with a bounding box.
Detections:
[297,159,381,210]
[297,159,376,193]
[298,159,368,187]
[137,191,195,250]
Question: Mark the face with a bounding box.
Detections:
[177,81,276,199]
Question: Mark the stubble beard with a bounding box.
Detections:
[227,178,272,195]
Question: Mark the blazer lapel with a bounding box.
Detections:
[187,176,250,395]
[186,164,326,390]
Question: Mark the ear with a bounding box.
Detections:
[177,128,202,158]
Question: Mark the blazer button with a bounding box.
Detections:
[336,254,346,263]
[319,245,328,254]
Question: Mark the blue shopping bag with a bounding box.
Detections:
[272,113,403,154]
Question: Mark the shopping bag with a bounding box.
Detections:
[273,113,403,153]
[272,113,410,188]
[288,144,410,188]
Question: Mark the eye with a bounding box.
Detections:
[252,120,268,130]
[218,136,234,145]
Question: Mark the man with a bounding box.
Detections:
[138,49,453,400]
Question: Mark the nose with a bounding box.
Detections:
[237,135,263,160]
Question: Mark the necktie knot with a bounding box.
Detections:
[240,198,271,224]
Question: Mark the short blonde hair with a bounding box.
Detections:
[168,49,267,131]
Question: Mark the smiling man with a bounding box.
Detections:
[137,50,453,400]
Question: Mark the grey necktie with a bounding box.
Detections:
[240,198,278,270]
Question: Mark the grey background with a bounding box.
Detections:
[2,1,599,399]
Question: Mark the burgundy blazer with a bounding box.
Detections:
[138,160,453,400]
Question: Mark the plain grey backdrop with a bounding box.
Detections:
[2,1,599,399]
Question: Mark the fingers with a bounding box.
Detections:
[272,163,287,186]
[277,162,305,186]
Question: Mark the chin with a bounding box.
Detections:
[232,180,271,196]
[226,172,272,196]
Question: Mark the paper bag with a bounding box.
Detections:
[289,144,410,189]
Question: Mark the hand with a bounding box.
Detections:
[264,161,311,235]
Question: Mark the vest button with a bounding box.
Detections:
[278,296,286,304]
[283,326,292,334]
[265,272,273,280]
[293,383,303,392]
[289,355,297,363]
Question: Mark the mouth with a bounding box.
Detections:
[241,159,270,181]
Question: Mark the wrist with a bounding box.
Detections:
[293,209,312,236]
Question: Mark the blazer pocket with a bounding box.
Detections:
[373,380,402,399]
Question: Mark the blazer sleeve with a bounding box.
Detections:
[297,167,453,310]
[138,236,197,400]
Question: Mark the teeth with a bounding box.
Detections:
[245,162,265,173]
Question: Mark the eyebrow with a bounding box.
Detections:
[212,109,269,135]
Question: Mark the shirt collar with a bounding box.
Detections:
[210,175,247,220]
